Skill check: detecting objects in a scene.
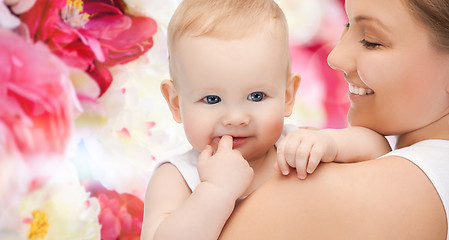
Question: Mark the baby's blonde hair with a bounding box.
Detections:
[167,0,291,79]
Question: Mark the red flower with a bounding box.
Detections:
[88,182,144,240]
[20,0,157,96]
[0,28,76,156]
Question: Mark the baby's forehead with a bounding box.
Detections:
[171,33,289,69]
[170,36,289,79]
[172,51,288,92]
[172,21,285,49]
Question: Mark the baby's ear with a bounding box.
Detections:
[284,73,301,117]
[161,80,182,123]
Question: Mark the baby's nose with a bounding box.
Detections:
[221,110,250,126]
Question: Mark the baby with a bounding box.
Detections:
[141,0,391,239]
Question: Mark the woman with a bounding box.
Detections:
[219,0,449,238]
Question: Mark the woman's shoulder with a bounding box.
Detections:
[220,156,447,239]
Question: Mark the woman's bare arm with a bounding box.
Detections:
[219,156,446,239]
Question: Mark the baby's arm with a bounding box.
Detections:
[276,126,391,179]
[322,126,392,163]
[141,136,253,240]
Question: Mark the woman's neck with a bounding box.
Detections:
[395,111,449,149]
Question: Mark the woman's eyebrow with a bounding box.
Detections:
[354,15,392,33]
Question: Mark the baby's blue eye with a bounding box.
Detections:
[202,95,221,104]
[247,92,265,102]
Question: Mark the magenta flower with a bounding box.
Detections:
[20,0,157,96]
[0,29,76,157]
[88,181,144,240]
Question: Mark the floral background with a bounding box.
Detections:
[0,0,348,239]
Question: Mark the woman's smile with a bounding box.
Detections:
[349,84,374,96]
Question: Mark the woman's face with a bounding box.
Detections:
[327,0,449,137]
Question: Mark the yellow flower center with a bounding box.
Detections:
[68,0,84,11]
[27,210,49,240]
[61,0,91,28]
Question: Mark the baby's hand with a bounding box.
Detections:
[198,135,254,201]
[275,128,337,179]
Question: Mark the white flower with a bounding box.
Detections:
[70,6,190,196]
[0,155,73,235]
[0,0,21,28]
[4,0,36,14]
[71,53,189,196]
[0,153,29,233]
[18,161,101,240]
[0,231,25,240]
[123,0,181,27]
[275,0,345,45]
[0,0,37,28]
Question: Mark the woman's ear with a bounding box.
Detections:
[284,73,301,117]
[161,80,182,123]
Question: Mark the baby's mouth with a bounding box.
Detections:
[349,84,374,95]
[213,136,248,147]
[231,137,247,146]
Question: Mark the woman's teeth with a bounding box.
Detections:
[349,84,374,95]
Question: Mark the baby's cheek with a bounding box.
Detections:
[183,120,211,152]
[259,115,284,144]
[266,111,285,130]
[269,119,285,139]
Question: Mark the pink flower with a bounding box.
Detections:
[305,44,349,128]
[88,182,144,240]
[19,0,157,96]
[0,29,77,157]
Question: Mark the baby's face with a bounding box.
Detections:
[171,33,291,161]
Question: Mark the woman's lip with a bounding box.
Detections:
[348,91,373,103]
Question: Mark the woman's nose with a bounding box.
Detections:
[221,109,250,126]
[327,35,355,74]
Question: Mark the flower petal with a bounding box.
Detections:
[0,28,77,156]
[84,15,132,40]
[100,16,157,65]
[83,1,123,16]
[0,2,21,28]
[7,0,37,14]
[88,64,113,97]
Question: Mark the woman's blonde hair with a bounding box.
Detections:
[167,0,291,77]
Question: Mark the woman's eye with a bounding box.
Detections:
[247,92,265,102]
[360,39,382,49]
[202,95,221,104]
